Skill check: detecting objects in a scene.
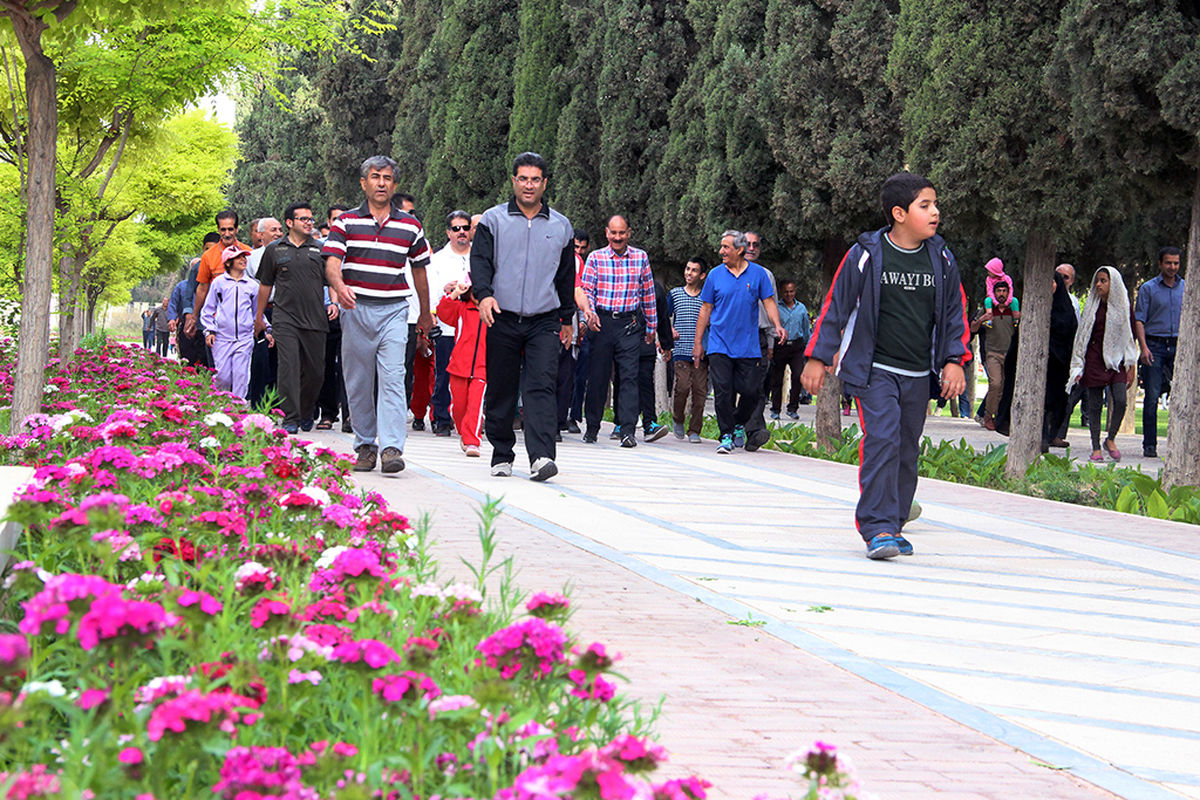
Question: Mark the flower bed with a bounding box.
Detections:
[0,342,714,799]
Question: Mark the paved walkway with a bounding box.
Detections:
[313,417,1196,800]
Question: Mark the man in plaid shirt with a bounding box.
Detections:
[579,215,668,447]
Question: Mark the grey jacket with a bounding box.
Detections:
[469,198,576,324]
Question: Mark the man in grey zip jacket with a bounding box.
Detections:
[470,151,577,482]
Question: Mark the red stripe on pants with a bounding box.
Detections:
[450,374,486,447]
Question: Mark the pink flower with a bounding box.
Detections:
[0,633,29,674]
[0,764,61,798]
[145,689,260,741]
[118,746,144,765]
[288,669,322,686]
[654,777,711,800]
[330,638,400,670]
[75,593,177,651]
[526,592,570,619]
[176,589,223,615]
[372,671,442,704]
[428,694,477,719]
[212,746,315,800]
[19,573,123,637]
[76,687,110,710]
[249,598,292,630]
[477,618,568,680]
[601,735,666,771]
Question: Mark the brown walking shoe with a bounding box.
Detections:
[354,445,378,472]
[380,446,405,474]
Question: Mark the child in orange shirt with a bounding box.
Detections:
[436,281,487,457]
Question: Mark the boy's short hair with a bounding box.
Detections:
[687,257,708,272]
[574,228,589,242]
[880,172,934,226]
[1159,246,1182,262]
[202,232,221,246]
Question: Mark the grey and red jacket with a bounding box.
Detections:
[805,228,971,388]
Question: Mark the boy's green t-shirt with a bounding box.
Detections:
[872,235,936,374]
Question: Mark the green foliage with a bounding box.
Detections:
[508,0,570,164]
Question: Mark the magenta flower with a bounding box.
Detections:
[477,618,568,680]
[526,592,570,619]
[19,573,124,637]
[0,633,29,674]
[118,746,144,765]
[75,687,110,710]
[0,764,62,798]
[176,589,223,615]
[330,638,400,669]
[212,746,315,800]
[372,671,442,704]
[249,598,292,630]
[145,689,260,741]
[75,593,178,651]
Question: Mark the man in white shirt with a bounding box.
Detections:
[246,217,283,407]
[426,210,474,435]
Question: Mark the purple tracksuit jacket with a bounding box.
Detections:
[200,272,262,399]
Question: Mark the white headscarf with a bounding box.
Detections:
[1067,265,1138,388]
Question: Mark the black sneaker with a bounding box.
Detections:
[567,420,581,434]
[554,431,563,442]
[620,433,637,448]
[609,429,621,440]
[300,418,314,432]
[341,418,353,433]
[412,419,425,431]
[1144,447,1158,458]
[746,429,771,452]
[582,431,598,444]
[434,427,452,438]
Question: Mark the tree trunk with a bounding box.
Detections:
[9,20,55,433]
[57,249,83,360]
[813,235,847,447]
[1004,232,1057,479]
[1162,168,1200,488]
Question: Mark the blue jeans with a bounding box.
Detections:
[1141,336,1175,452]
[341,300,409,453]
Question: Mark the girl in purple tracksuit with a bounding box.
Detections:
[201,247,272,399]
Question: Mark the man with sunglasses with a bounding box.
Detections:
[426,210,475,436]
[256,203,339,434]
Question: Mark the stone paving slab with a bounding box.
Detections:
[307,418,1200,799]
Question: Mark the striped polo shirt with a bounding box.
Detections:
[322,203,430,304]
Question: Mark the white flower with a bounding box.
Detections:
[441,583,483,604]
[199,436,220,448]
[23,679,66,697]
[314,546,348,570]
[203,412,234,428]
[42,384,57,394]
[296,486,330,506]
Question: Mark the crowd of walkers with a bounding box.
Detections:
[141,153,1183,559]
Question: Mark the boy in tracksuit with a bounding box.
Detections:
[202,246,271,400]
[437,281,488,457]
[802,173,970,560]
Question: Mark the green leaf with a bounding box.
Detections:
[1146,490,1170,520]
[1115,485,1136,514]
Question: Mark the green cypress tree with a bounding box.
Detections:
[508,0,570,164]
[390,0,444,206]
[890,0,1097,476]
[422,0,519,219]
[755,0,903,445]
[1048,0,1200,486]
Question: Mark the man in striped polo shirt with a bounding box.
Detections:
[324,155,433,474]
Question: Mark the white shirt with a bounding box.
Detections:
[426,243,472,336]
[246,246,275,303]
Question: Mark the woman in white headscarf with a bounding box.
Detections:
[1068,266,1139,462]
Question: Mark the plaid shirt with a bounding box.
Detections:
[581,245,657,333]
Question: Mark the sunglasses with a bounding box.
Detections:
[449,225,470,232]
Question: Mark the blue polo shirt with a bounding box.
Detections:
[700,262,774,358]
[1134,274,1184,337]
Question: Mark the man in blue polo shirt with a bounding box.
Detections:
[1134,246,1184,458]
[693,230,786,454]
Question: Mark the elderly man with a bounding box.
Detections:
[694,230,786,455]
[189,210,251,338]
[580,215,663,448]
[470,151,576,482]
[324,155,432,474]
[1134,247,1184,458]
[246,217,284,407]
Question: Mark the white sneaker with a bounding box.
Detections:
[530,457,558,482]
[490,462,512,477]
[464,444,480,457]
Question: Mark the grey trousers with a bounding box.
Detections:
[340,300,409,453]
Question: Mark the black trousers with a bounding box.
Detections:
[484,311,560,467]
[556,345,575,425]
[155,330,170,357]
[585,310,642,435]
[177,328,206,368]
[249,306,277,409]
[275,323,326,427]
[770,340,807,412]
[708,353,761,437]
[431,334,455,431]
[318,319,348,421]
[405,322,418,404]
[637,345,656,431]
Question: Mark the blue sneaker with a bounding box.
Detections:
[865,533,901,560]
[894,535,914,556]
[733,425,746,448]
[716,435,733,454]
[645,421,669,442]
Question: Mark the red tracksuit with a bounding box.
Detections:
[437,295,487,448]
